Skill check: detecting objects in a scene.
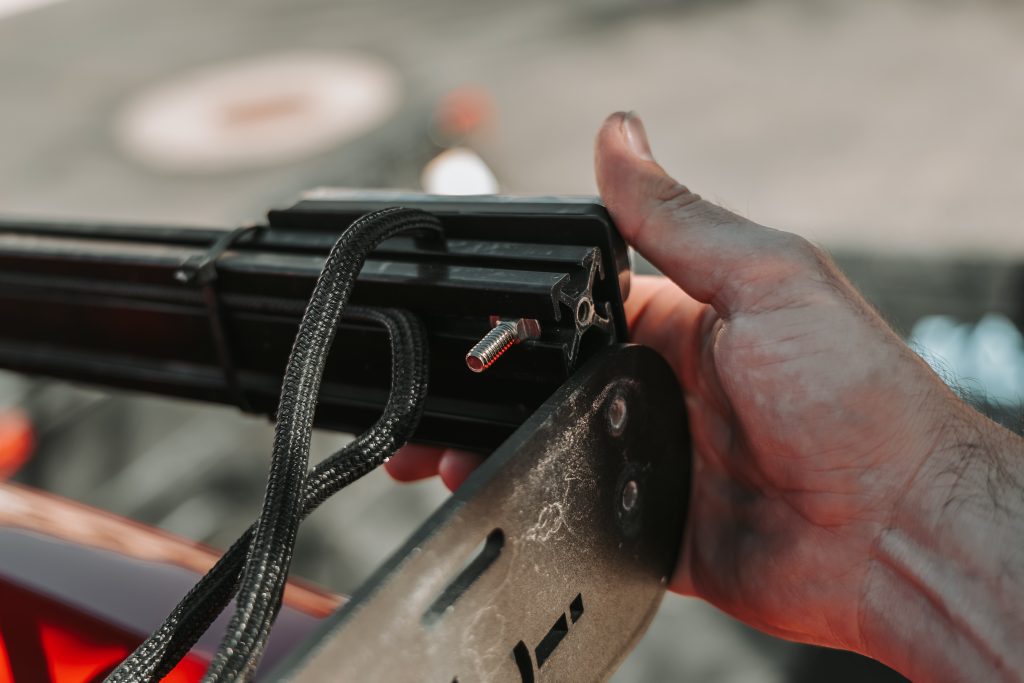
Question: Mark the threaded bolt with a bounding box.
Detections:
[465,318,541,373]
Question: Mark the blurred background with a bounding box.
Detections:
[0,0,1022,680]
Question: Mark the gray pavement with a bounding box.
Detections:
[1,0,1022,256]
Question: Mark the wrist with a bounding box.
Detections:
[859,395,1024,681]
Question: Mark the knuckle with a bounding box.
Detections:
[779,234,834,274]
[625,178,699,242]
[652,178,701,215]
[654,178,696,205]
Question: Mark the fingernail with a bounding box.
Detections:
[622,111,654,161]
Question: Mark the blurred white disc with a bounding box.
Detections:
[115,51,401,173]
[420,147,499,195]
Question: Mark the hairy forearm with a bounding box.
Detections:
[860,403,1024,681]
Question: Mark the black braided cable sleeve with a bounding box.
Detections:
[109,307,428,683]
[105,207,441,682]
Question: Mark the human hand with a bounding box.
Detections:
[387,112,1023,678]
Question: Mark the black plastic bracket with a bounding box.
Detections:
[0,194,631,450]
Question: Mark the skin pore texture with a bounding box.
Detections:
[385,112,1024,681]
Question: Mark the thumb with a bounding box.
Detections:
[595,112,806,315]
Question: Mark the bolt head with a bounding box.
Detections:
[607,395,627,436]
[621,480,639,512]
[575,298,594,327]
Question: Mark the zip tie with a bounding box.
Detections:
[174,225,261,413]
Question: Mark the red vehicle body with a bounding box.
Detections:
[0,482,342,682]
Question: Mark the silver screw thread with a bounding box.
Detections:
[466,321,519,373]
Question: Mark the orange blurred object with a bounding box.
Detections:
[432,86,494,143]
[0,411,33,480]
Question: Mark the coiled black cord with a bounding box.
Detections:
[106,207,442,682]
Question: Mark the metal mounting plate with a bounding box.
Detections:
[273,345,691,682]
